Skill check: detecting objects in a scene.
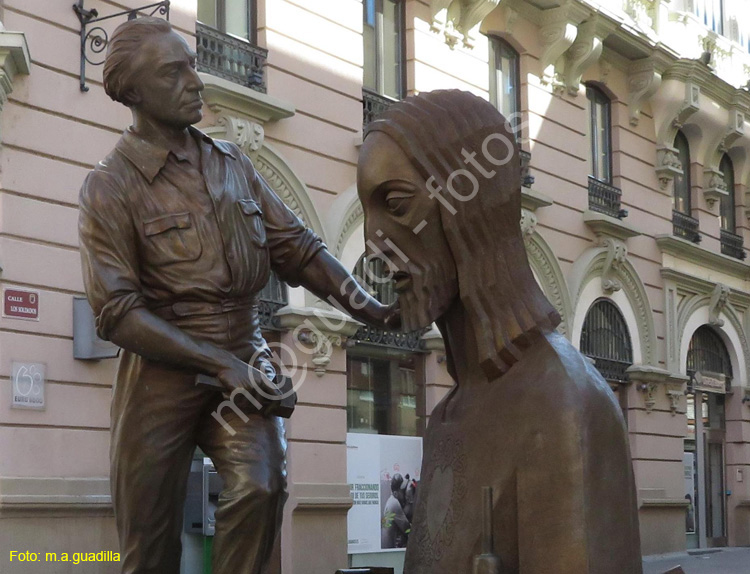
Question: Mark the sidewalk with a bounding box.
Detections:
[643,547,750,574]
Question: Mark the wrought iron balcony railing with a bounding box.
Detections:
[363,88,396,128]
[588,176,627,219]
[588,356,631,384]
[672,210,701,243]
[196,22,267,92]
[720,229,746,260]
[351,324,426,352]
[258,272,288,331]
[520,150,534,188]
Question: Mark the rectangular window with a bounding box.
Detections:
[586,85,612,184]
[198,0,255,42]
[347,354,421,436]
[363,0,405,99]
[489,37,521,137]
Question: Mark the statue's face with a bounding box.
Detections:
[358,132,459,331]
[129,31,204,129]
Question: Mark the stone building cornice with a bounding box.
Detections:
[0,28,30,112]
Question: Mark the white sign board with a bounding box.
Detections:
[11,362,45,410]
[347,433,422,555]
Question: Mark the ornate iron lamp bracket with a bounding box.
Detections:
[73,0,170,92]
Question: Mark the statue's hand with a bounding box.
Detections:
[216,357,282,408]
[367,300,401,331]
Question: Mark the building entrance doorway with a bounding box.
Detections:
[684,326,732,549]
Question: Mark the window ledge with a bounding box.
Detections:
[656,234,750,279]
[199,72,295,125]
[640,498,691,509]
[521,187,553,212]
[583,209,641,241]
[275,304,363,337]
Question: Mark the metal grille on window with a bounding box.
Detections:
[257,271,288,331]
[687,325,733,386]
[580,299,633,383]
[350,255,425,351]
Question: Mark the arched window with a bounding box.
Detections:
[687,326,732,382]
[580,299,633,383]
[586,85,612,184]
[719,154,736,232]
[489,37,521,136]
[673,131,691,214]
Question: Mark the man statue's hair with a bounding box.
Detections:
[365,90,561,381]
[103,17,174,106]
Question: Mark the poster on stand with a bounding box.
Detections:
[346,433,422,555]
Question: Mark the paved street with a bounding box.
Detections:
[643,548,750,574]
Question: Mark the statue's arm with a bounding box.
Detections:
[243,155,396,329]
[78,172,266,392]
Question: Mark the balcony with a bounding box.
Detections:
[196,22,267,92]
[588,177,626,219]
[672,210,701,243]
[520,150,534,188]
[363,88,396,128]
[720,229,746,260]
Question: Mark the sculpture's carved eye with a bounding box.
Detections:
[385,189,413,216]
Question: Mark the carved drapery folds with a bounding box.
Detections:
[430,0,500,48]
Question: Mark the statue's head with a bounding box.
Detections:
[103,17,204,128]
[358,90,560,380]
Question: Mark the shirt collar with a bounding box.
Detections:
[116,125,238,183]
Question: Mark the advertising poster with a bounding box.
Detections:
[347,433,422,555]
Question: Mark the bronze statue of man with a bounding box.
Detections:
[79,17,394,574]
[357,90,643,574]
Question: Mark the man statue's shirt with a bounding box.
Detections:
[79,126,324,342]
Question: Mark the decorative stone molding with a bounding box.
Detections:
[525,230,573,338]
[570,245,656,364]
[276,305,363,338]
[627,365,688,414]
[0,29,31,112]
[539,5,585,91]
[708,283,731,327]
[563,16,614,96]
[600,237,628,294]
[333,202,364,258]
[624,0,657,31]
[430,0,501,48]
[583,209,641,242]
[656,235,750,280]
[292,483,353,514]
[520,208,538,238]
[655,145,684,190]
[199,72,294,125]
[660,266,750,374]
[627,57,662,126]
[216,114,264,157]
[297,329,343,376]
[520,186,553,211]
[702,167,729,209]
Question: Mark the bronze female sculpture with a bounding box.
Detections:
[357,90,643,574]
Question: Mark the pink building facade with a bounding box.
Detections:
[0,0,749,572]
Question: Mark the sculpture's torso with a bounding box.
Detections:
[404,332,643,574]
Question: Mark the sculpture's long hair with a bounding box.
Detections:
[365,90,560,380]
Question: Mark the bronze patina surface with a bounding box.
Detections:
[357,90,643,574]
[79,17,395,574]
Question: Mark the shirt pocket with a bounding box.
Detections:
[237,198,267,248]
[142,212,202,265]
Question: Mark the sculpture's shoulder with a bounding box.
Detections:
[521,331,623,418]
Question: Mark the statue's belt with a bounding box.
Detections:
[149,297,258,320]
